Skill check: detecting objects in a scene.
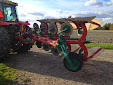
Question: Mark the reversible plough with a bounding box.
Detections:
[24,16,103,72]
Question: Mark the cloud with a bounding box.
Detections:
[103,18,112,22]
[85,0,103,7]
[105,0,113,6]
[19,14,26,17]
[56,9,69,14]
[73,11,113,18]
[72,10,113,25]
[102,17,113,25]
[44,16,55,19]
[29,12,45,16]
[11,0,113,27]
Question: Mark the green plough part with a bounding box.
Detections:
[57,35,73,65]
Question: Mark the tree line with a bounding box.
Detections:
[95,23,113,30]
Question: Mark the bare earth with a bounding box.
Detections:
[4,45,113,85]
[71,30,113,44]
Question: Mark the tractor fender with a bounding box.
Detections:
[18,21,30,26]
[0,21,9,25]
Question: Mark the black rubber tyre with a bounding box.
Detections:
[36,41,42,48]
[16,43,33,53]
[63,52,83,72]
[0,27,11,58]
[51,47,60,56]
[43,44,51,51]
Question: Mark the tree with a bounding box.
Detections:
[102,23,111,30]
[109,24,113,30]
[94,27,102,30]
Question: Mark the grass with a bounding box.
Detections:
[23,78,31,83]
[0,63,17,85]
[86,43,113,49]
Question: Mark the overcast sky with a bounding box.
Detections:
[12,0,113,27]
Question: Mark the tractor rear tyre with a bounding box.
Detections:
[0,27,11,59]
[63,52,83,72]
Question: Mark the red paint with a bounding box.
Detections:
[53,22,58,36]
[79,43,88,61]
[0,10,3,18]
[90,21,101,27]
[44,23,48,35]
[0,21,9,25]
[67,44,71,51]
[74,47,80,52]
[79,23,87,42]
[87,48,102,60]
[30,34,57,47]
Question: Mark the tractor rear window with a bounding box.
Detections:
[0,3,2,12]
[4,4,17,21]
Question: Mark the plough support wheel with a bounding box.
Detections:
[63,52,83,72]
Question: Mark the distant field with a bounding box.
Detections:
[87,30,113,32]
[73,30,113,32]
[71,30,113,44]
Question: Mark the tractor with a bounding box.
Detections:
[0,0,33,59]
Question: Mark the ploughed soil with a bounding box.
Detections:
[71,30,113,44]
[3,45,113,85]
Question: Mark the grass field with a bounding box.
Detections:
[86,43,113,49]
[0,63,17,85]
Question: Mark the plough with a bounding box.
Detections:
[25,16,103,72]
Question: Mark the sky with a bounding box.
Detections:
[11,0,113,27]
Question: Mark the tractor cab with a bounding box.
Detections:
[0,0,18,22]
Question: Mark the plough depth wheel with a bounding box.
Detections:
[63,52,83,72]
